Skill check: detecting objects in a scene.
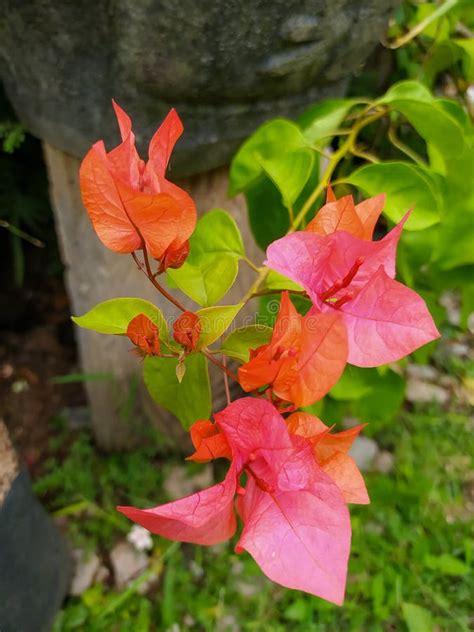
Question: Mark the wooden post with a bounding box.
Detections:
[43,144,262,451]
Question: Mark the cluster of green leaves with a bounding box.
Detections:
[43,397,473,631]
[388,0,474,90]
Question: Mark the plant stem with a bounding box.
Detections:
[388,125,427,166]
[134,248,187,312]
[292,108,386,230]
[203,350,239,383]
[222,354,231,405]
[384,0,458,49]
[242,256,263,273]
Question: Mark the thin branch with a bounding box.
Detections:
[350,145,380,164]
[136,246,187,312]
[203,350,239,383]
[242,256,263,273]
[388,126,427,166]
[0,220,45,248]
[222,354,231,405]
[383,0,458,49]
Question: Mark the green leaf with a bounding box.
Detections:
[461,282,474,329]
[245,177,291,250]
[346,162,442,230]
[329,366,374,401]
[352,369,405,423]
[260,148,314,209]
[424,553,469,576]
[378,80,465,158]
[263,270,304,292]
[167,209,245,306]
[423,40,465,86]
[50,372,114,384]
[196,304,244,349]
[298,98,359,145]
[229,119,306,195]
[143,354,211,429]
[401,602,434,632]
[189,208,245,260]
[454,37,474,81]
[220,324,273,363]
[167,254,238,307]
[72,298,167,337]
[411,3,451,40]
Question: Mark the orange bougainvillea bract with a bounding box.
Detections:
[238,291,348,407]
[126,313,161,357]
[287,412,369,504]
[79,101,196,262]
[173,311,201,351]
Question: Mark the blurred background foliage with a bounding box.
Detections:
[1,0,473,630]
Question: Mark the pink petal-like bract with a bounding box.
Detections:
[218,399,351,604]
[337,266,440,366]
[265,212,439,366]
[235,455,351,605]
[117,464,237,546]
[119,398,353,603]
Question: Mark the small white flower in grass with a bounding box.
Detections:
[126,524,153,552]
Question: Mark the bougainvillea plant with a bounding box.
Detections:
[74,103,439,605]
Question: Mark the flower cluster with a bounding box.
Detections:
[78,105,439,605]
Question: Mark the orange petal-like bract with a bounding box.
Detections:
[79,101,196,260]
[173,311,201,351]
[126,313,160,356]
[186,420,232,463]
[238,292,348,407]
[287,412,369,504]
[307,187,385,240]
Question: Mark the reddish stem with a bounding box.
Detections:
[134,247,187,312]
[132,247,241,385]
[203,350,240,384]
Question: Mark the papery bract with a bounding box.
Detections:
[307,186,385,240]
[266,211,439,367]
[287,412,369,504]
[80,101,196,260]
[126,313,160,357]
[186,420,232,463]
[238,292,348,407]
[118,398,351,604]
[173,311,201,351]
[157,239,190,274]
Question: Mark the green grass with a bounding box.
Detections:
[37,397,473,632]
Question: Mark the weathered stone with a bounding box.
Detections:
[373,450,395,474]
[164,464,214,499]
[350,436,379,471]
[110,541,148,589]
[406,380,450,405]
[69,549,100,596]
[0,0,399,176]
[406,364,439,382]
